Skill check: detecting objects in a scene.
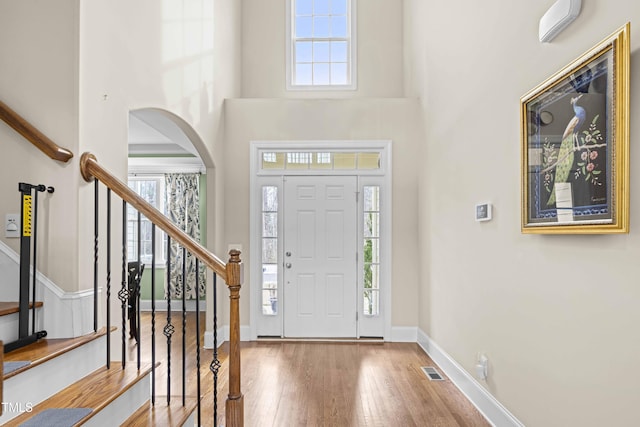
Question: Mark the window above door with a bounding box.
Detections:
[255,142,390,176]
[286,0,357,90]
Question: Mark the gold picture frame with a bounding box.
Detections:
[521,23,630,234]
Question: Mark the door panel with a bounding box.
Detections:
[283,176,357,338]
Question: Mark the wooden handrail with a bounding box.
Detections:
[0,100,73,163]
[81,151,244,425]
[79,152,227,280]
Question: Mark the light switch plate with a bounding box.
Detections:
[6,213,19,238]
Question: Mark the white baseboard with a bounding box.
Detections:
[40,279,96,338]
[203,327,226,349]
[0,240,96,339]
[417,329,525,427]
[203,325,252,349]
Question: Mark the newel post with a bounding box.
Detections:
[225,249,244,426]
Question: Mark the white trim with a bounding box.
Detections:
[417,329,525,427]
[203,329,224,349]
[128,156,206,174]
[0,240,97,339]
[204,325,252,349]
[250,140,392,340]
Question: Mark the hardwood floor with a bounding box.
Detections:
[129,312,490,427]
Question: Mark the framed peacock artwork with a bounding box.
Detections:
[521,23,630,234]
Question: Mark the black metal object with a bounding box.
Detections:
[5,183,51,353]
[195,258,202,427]
[127,262,145,343]
[151,223,157,406]
[119,200,129,369]
[106,188,111,368]
[89,178,222,423]
[182,246,187,407]
[210,272,220,425]
[164,235,174,405]
[136,211,142,369]
[94,179,99,334]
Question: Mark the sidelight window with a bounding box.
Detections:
[261,186,279,315]
[363,185,380,316]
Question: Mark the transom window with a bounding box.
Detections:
[287,0,356,90]
[261,151,380,171]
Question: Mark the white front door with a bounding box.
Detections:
[283,176,358,338]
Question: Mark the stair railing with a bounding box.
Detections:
[0,99,72,353]
[80,152,244,426]
[0,100,73,163]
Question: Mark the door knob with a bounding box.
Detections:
[285,263,292,269]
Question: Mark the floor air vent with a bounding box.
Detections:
[421,366,445,381]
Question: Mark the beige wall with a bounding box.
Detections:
[241,0,404,98]
[224,98,420,329]
[231,0,417,328]
[405,1,640,426]
[0,0,81,291]
[78,0,239,283]
[0,0,241,298]
[79,0,241,328]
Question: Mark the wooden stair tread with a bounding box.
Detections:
[0,301,43,317]
[3,327,112,379]
[3,362,154,426]
[124,396,199,427]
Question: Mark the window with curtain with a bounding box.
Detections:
[165,173,206,300]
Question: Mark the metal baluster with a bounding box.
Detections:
[151,223,156,406]
[94,179,99,333]
[164,235,174,404]
[136,211,141,370]
[210,272,220,425]
[118,201,129,369]
[195,259,202,426]
[106,188,111,368]
[182,247,187,406]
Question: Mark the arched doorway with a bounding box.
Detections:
[126,108,215,323]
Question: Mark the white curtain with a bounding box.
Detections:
[165,173,206,299]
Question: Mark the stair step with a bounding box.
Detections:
[3,362,154,426]
[0,301,43,317]
[3,327,111,379]
[0,328,112,424]
[124,396,199,427]
[0,302,45,344]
